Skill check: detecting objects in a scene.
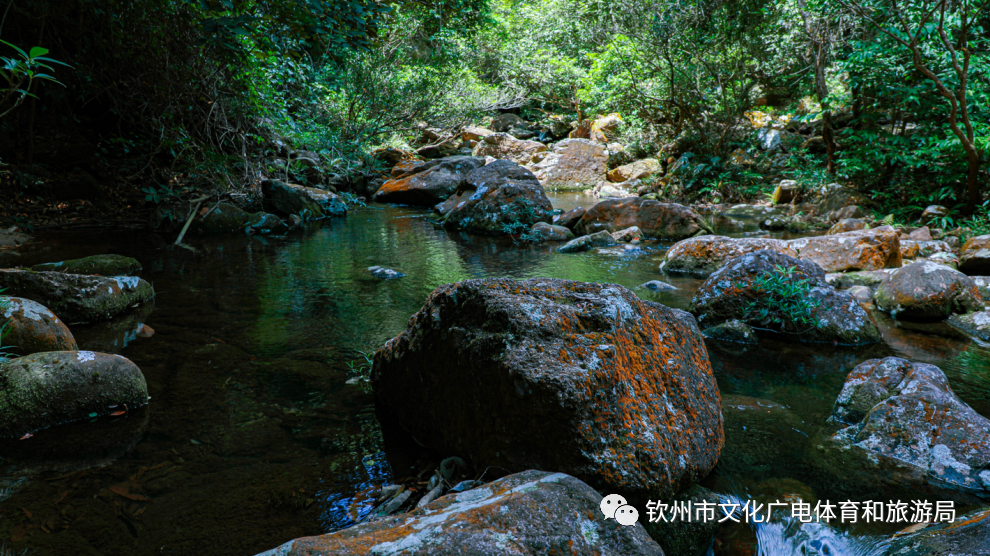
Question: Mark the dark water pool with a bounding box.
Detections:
[1,194,988,555]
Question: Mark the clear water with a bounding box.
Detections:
[0,194,987,556]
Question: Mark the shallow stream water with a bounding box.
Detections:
[1,193,988,556]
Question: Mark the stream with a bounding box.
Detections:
[1,193,989,556]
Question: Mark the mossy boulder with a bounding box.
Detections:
[0,351,149,438]
[31,254,142,276]
[372,278,723,503]
[0,269,154,323]
[2,297,77,356]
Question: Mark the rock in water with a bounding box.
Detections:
[440,160,554,236]
[0,270,154,324]
[880,508,990,555]
[372,278,723,502]
[661,236,797,276]
[261,180,347,220]
[573,198,708,239]
[555,230,618,253]
[787,228,901,272]
[374,156,485,206]
[960,234,990,275]
[873,261,984,321]
[690,250,880,345]
[31,254,142,276]
[255,470,664,556]
[948,310,990,341]
[528,222,574,242]
[190,203,287,235]
[0,351,149,438]
[1,297,77,355]
[827,357,990,494]
[368,266,405,279]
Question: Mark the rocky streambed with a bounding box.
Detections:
[1,195,989,556]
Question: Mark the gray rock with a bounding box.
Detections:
[375,156,486,206]
[874,261,984,321]
[846,285,873,303]
[556,231,618,253]
[1,297,77,356]
[947,310,990,341]
[0,269,154,324]
[262,180,347,220]
[661,236,796,276]
[880,508,990,555]
[255,470,664,556]
[529,222,574,243]
[369,266,404,279]
[31,254,142,276]
[0,351,149,438]
[702,320,757,344]
[440,160,554,236]
[642,280,677,291]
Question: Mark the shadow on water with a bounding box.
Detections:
[0,194,987,555]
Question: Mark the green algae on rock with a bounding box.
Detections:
[31,254,142,276]
[0,269,154,323]
[0,351,149,438]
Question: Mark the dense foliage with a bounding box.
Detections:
[0,0,987,225]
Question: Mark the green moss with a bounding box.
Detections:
[32,254,143,276]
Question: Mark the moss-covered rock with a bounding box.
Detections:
[31,254,142,276]
[0,351,149,438]
[0,269,154,323]
[2,296,78,355]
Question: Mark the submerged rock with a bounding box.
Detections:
[642,280,677,291]
[947,310,990,341]
[375,156,486,206]
[873,261,984,321]
[690,250,880,345]
[262,180,347,220]
[556,230,618,253]
[0,269,154,323]
[1,297,77,356]
[440,160,553,236]
[368,266,405,279]
[574,198,708,239]
[787,228,901,272]
[31,254,142,276]
[372,278,723,502]
[828,357,990,494]
[661,235,797,276]
[255,470,664,556]
[0,351,149,438]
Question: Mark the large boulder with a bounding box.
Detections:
[31,254,141,276]
[690,250,881,345]
[374,156,485,206]
[1,297,77,356]
[828,357,990,494]
[439,160,553,236]
[900,239,953,260]
[255,470,664,556]
[0,351,149,438]
[873,261,984,321]
[530,138,608,191]
[607,159,660,183]
[372,278,723,502]
[262,180,346,220]
[787,228,901,272]
[190,203,287,235]
[574,198,708,239]
[0,270,154,324]
[660,236,797,276]
[961,235,990,275]
[471,132,546,165]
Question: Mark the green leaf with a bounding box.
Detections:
[28,46,49,59]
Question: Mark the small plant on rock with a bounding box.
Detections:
[736,265,823,334]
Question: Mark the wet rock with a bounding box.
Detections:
[960,235,990,275]
[826,218,868,235]
[528,222,574,243]
[368,266,405,279]
[947,310,990,341]
[256,470,664,556]
[702,320,757,344]
[440,160,553,236]
[900,239,953,260]
[907,226,933,241]
[471,132,547,165]
[0,227,30,249]
[0,270,154,324]
[31,254,142,276]
[787,228,902,272]
[374,156,486,206]
[846,285,873,303]
[690,250,880,345]
[490,113,526,132]
[553,206,586,229]
[827,357,990,494]
[920,205,950,226]
[881,508,990,556]
[0,351,149,438]
[660,236,797,276]
[530,138,608,191]
[556,230,618,253]
[873,261,984,321]
[372,278,723,502]
[645,484,721,556]
[611,226,642,242]
[574,198,708,239]
[1,297,77,356]
[190,203,287,235]
[607,159,660,183]
[825,269,894,289]
[262,180,347,220]
[642,280,677,291]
